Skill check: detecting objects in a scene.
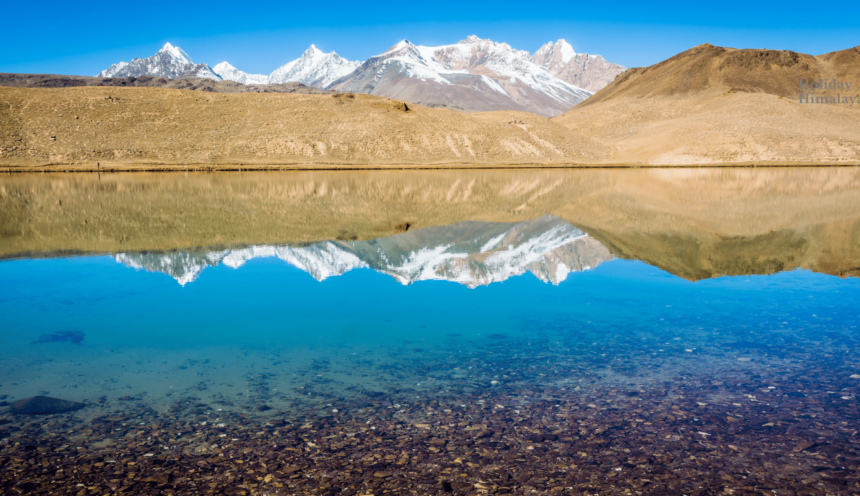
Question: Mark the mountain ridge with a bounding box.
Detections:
[93,37,620,116]
[328,37,593,117]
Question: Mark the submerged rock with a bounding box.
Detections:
[9,396,85,415]
[32,330,85,344]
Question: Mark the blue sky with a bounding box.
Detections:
[2,1,857,76]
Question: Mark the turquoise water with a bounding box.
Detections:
[2,248,858,416]
[3,173,860,494]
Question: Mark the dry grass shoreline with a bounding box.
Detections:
[3,162,860,173]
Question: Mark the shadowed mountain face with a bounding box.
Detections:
[114,216,613,287]
[2,169,858,282]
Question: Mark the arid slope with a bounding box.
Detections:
[553,44,860,165]
[0,87,610,170]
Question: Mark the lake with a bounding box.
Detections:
[1,168,859,495]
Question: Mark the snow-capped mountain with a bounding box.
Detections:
[114,216,613,287]
[267,45,360,88]
[327,36,593,117]
[531,39,625,93]
[96,43,222,81]
[212,62,268,85]
[95,38,622,114]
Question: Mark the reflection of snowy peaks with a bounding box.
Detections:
[116,243,366,287]
[115,215,613,287]
[115,250,229,286]
[219,243,368,281]
[343,215,610,287]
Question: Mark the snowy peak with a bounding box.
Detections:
[96,43,221,81]
[386,40,415,53]
[531,39,625,93]
[267,45,360,88]
[532,39,577,69]
[158,42,194,64]
[212,61,268,85]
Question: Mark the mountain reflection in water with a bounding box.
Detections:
[2,169,860,496]
[115,215,612,287]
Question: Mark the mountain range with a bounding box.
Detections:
[114,215,614,287]
[95,38,624,116]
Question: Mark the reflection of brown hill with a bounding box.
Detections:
[553,45,860,165]
[1,168,858,280]
[581,223,860,281]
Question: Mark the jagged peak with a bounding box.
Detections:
[386,40,414,53]
[305,44,324,55]
[213,61,235,70]
[157,42,193,64]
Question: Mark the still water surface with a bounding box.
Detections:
[1,168,859,495]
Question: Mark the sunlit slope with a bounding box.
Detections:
[0,87,610,170]
[553,44,860,165]
[2,168,858,279]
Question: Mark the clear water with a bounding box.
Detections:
[2,218,859,415]
[2,169,860,495]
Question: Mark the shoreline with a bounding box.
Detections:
[2,162,860,173]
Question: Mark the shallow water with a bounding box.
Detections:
[2,169,860,495]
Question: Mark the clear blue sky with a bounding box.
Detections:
[2,1,857,76]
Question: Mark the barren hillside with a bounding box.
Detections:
[553,44,860,165]
[0,86,610,171]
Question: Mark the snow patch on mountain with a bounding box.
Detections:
[212,62,268,85]
[267,45,360,88]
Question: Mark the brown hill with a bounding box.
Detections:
[553,44,860,165]
[0,86,610,171]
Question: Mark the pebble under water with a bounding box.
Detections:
[2,170,860,496]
